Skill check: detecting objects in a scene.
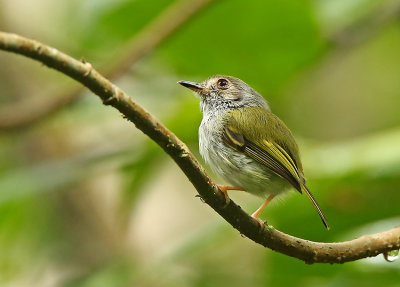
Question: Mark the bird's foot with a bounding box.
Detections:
[251,213,266,227]
[250,194,275,227]
[216,185,231,207]
[216,185,245,207]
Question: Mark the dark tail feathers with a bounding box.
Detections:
[301,185,330,230]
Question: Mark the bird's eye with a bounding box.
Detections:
[216,79,229,90]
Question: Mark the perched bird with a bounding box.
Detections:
[178,75,329,229]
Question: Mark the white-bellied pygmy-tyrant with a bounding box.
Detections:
[178,75,329,229]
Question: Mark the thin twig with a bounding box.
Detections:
[0,32,399,264]
[0,0,217,131]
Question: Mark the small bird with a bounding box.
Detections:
[178,75,329,229]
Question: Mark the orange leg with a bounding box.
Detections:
[216,185,245,206]
[251,194,276,225]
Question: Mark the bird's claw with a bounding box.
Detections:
[221,191,230,208]
[216,186,231,207]
[252,216,266,227]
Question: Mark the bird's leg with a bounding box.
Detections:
[216,185,245,206]
[251,194,276,226]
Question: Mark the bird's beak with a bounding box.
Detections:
[177,80,204,93]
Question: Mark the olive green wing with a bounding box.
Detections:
[222,107,304,192]
[223,107,330,229]
[223,123,303,192]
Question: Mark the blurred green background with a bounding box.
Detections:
[0,0,400,286]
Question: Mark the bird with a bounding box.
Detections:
[178,75,329,229]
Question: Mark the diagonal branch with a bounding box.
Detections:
[0,32,399,264]
[0,0,217,131]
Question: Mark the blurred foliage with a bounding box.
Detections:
[1,0,400,286]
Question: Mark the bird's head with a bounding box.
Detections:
[178,75,269,113]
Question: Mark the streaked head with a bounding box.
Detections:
[178,75,269,112]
